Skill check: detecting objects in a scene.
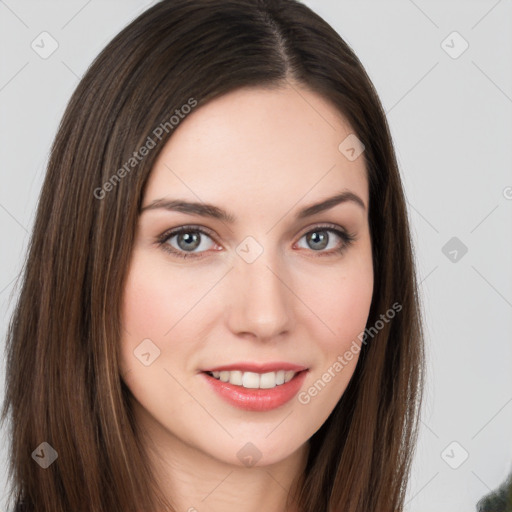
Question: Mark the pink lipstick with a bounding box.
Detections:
[200,362,308,412]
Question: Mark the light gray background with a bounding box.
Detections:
[1,1,511,511]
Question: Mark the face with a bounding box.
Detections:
[120,84,373,469]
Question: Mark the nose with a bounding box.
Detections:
[225,251,293,341]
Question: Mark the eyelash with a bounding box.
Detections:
[156,223,357,260]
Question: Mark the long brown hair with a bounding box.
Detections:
[1,0,425,510]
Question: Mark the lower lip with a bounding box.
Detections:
[201,370,308,412]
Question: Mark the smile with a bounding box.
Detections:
[201,369,309,412]
[206,370,297,389]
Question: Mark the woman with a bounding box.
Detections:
[1,0,425,511]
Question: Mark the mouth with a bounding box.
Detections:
[200,368,309,412]
[203,369,301,389]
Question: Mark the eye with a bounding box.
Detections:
[295,224,356,256]
[156,223,356,260]
[157,226,218,259]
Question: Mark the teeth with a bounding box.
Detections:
[228,370,242,385]
[284,370,295,383]
[259,372,275,389]
[243,371,260,389]
[208,370,298,389]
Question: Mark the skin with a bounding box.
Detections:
[120,82,373,512]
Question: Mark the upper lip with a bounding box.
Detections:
[202,362,308,373]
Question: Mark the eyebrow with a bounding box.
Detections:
[140,190,366,223]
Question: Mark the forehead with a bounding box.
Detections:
[144,85,368,213]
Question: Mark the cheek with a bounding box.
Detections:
[121,252,199,339]
[119,255,201,415]
[302,255,374,350]
[119,251,219,380]
[119,254,183,378]
[333,277,373,341]
[122,276,164,340]
[294,261,373,428]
